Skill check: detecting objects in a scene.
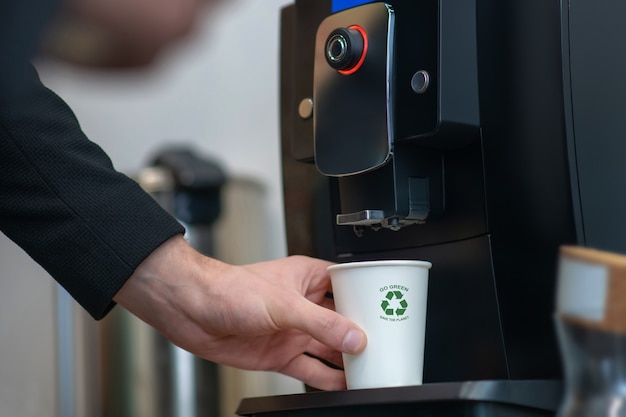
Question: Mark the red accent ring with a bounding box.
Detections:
[338,25,368,75]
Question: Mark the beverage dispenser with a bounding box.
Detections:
[238,0,626,415]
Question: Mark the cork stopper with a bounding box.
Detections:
[556,246,626,334]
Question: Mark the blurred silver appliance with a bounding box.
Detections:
[99,146,225,417]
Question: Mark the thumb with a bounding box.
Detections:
[288,296,367,354]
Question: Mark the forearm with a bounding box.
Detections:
[113,234,225,341]
[111,234,367,390]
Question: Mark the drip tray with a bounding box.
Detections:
[236,380,562,417]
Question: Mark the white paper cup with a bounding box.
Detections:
[328,260,431,390]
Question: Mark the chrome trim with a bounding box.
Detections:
[336,209,385,225]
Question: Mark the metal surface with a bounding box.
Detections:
[56,287,77,417]
[336,209,385,226]
[98,149,223,417]
[297,98,313,119]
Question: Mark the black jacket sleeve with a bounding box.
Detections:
[0,0,185,319]
[0,0,184,319]
[0,32,190,323]
[0,64,185,319]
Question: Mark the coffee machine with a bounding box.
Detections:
[237,0,626,416]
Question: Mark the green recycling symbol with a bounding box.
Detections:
[381,291,408,316]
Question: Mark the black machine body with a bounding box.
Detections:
[239,0,626,416]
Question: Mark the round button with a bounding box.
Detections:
[411,70,430,94]
[326,33,349,65]
[298,98,313,119]
[324,27,365,72]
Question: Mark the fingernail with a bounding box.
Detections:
[342,328,366,353]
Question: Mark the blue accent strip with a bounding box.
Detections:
[332,0,375,13]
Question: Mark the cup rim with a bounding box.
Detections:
[327,260,432,272]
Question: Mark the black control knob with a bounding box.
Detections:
[325,26,366,73]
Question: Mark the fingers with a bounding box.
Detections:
[280,353,347,391]
[280,295,367,356]
[275,256,367,355]
[319,294,335,311]
[305,338,344,369]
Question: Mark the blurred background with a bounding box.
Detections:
[0,0,303,416]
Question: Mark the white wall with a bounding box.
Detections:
[0,1,302,416]
[36,0,290,262]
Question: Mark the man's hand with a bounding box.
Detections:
[113,234,367,391]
